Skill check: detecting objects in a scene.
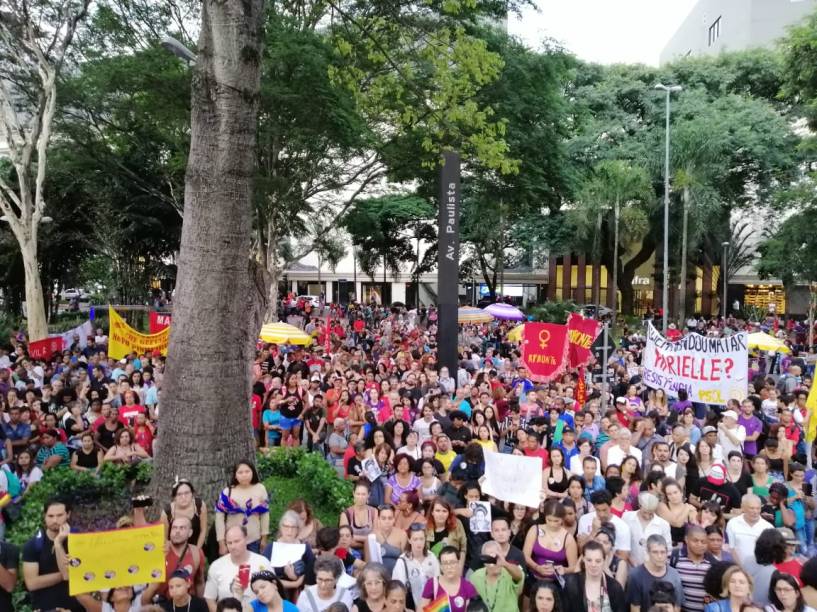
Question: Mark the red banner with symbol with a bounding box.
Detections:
[576,365,587,405]
[29,337,63,360]
[149,312,172,334]
[566,312,602,368]
[521,322,569,382]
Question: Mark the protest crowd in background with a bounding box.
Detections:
[2,295,817,612]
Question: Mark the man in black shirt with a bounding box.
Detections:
[22,498,81,612]
[0,539,18,612]
[447,411,473,453]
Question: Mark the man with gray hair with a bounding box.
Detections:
[625,534,684,612]
[725,493,773,565]
[622,492,673,566]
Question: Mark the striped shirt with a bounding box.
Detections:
[673,554,712,612]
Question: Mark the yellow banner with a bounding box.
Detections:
[806,379,817,443]
[108,307,169,360]
[68,523,165,595]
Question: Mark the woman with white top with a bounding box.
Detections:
[392,523,440,607]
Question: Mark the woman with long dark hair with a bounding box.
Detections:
[214,460,270,554]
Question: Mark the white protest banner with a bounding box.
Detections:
[482,451,542,508]
[642,322,748,405]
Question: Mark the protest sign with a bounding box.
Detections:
[468,501,491,533]
[566,312,601,368]
[642,322,748,405]
[68,523,165,595]
[481,451,542,508]
[148,311,172,334]
[29,337,63,360]
[108,307,169,359]
[521,322,569,382]
[576,366,587,405]
[53,320,94,351]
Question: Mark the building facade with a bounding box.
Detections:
[661,0,817,65]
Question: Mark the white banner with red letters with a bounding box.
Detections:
[642,323,748,405]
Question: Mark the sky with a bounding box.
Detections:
[508,0,700,66]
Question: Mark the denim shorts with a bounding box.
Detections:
[279,417,302,431]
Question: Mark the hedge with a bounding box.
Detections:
[8,448,351,610]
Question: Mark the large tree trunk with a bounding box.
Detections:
[21,240,48,340]
[678,187,689,324]
[152,0,266,507]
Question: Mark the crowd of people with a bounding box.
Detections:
[2,299,817,612]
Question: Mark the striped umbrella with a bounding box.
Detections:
[259,322,313,345]
[457,306,493,324]
[484,302,526,321]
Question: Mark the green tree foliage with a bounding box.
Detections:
[343,194,435,281]
[458,34,575,296]
[758,209,817,286]
[563,53,799,315]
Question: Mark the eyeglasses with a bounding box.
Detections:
[281,524,298,529]
[775,586,796,594]
[408,523,426,532]
[440,560,459,566]
[316,577,337,584]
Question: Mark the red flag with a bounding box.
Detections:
[521,322,569,382]
[29,337,63,360]
[149,312,172,334]
[566,312,602,368]
[576,365,587,405]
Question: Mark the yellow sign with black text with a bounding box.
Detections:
[108,307,169,359]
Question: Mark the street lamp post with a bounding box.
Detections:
[655,83,682,334]
[721,241,729,319]
[161,35,197,65]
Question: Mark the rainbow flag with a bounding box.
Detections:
[424,593,451,612]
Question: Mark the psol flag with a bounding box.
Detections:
[521,322,569,382]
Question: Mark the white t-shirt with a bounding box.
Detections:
[296,584,354,611]
[412,418,434,443]
[392,552,441,607]
[621,511,673,566]
[577,512,631,553]
[718,425,746,458]
[569,454,601,476]
[606,445,642,468]
[204,552,270,605]
[725,515,774,565]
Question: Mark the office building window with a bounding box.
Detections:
[708,16,721,46]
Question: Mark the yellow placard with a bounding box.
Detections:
[108,307,169,360]
[806,380,817,443]
[68,523,165,595]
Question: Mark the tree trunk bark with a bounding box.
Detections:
[21,239,48,341]
[152,0,266,508]
[679,187,689,325]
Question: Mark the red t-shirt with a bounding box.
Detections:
[120,404,146,425]
[524,447,550,469]
[133,424,154,455]
[251,394,263,430]
[775,559,803,585]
